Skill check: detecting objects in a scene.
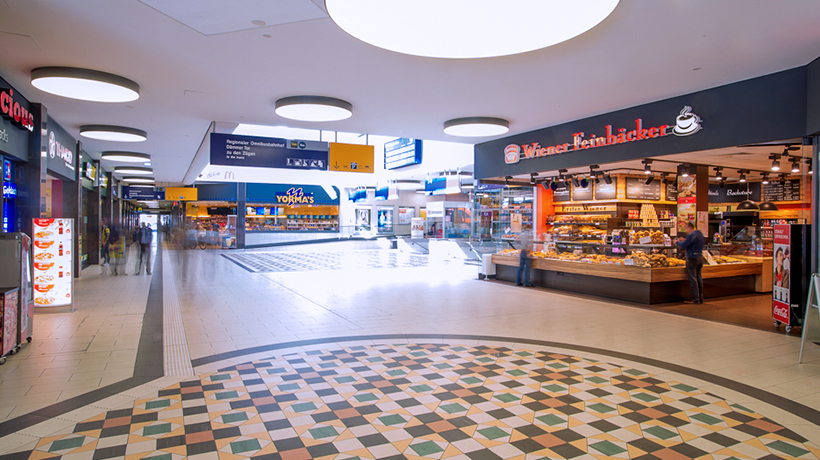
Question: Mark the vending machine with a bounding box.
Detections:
[772,224,811,332]
[0,232,33,345]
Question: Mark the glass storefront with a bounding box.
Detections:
[473,186,534,240]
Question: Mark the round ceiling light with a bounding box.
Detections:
[443,117,509,137]
[80,125,147,142]
[114,166,153,175]
[325,0,620,59]
[121,176,155,184]
[101,151,151,162]
[31,67,139,103]
[275,96,353,122]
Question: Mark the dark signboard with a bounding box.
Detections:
[0,77,34,163]
[46,117,77,181]
[708,182,761,203]
[553,183,571,202]
[594,178,617,200]
[625,177,662,201]
[210,133,329,170]
[572,183,593,201]
[764,179,802,202]
[122,186,164,200]
[384,138,423,170]
[666,182,678,201]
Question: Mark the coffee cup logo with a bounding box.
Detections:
[504,144,520,164]
[673,106,701,136]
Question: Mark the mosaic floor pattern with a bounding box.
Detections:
[223,251,433,273]
[9,344,820,460]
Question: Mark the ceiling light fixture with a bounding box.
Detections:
[762,174,770,185]
[770,154,781,171]
[80,125,147,142]
[274,96,353,122]
[642,159,652,174]
[644,173,654,185]
[714,167,723,181]
[100,151,151,162]
[121,176,155,184]
[603,174,612,185]
[791,161,800,173]
[571,176,580,188]
[114,166,153,175]
[443,117,509,137]
[325,0,620,59]
[680,164,690,178]
[739,171,747,183]
[30,67,139,103]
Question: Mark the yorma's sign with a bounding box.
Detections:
[504,107,702,165]
[275,187,314,206]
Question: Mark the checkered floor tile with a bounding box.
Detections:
[9,344,820,460]
[223,250,434,273]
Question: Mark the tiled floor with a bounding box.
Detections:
[2,242,820,458]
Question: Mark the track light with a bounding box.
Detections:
[530,172,538,185]
[762,174,770,185]
[644,173,654,185]
[642,159,653,174]
[807,158,814,175]
[679,164,689,178]
[791,161,800,173]
[714,167,723,181]
[660,173,669,185]
[603,174,612,185]
[593,174,600,184]
[771,155,781,171]
[572,176,580,188]
[739,171,746,183]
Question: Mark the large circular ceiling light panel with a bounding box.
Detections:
[325,0,620,59]
[275,96,353,122]
[31,67,139,103]
[80,125,147,142]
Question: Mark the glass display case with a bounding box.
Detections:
[474,186,534,240]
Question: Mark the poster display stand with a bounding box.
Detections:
[799,274,820,363]
[32,218,74,309]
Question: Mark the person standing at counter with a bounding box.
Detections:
[676,222,706,304]
[516,231,533,287]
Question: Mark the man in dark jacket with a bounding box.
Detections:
[676,221,706,303]
[135,223,154,275]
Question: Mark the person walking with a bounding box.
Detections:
[136,223,154,275]
[516,231,534,287]
[676,221,706,304]
[100,218,111,271]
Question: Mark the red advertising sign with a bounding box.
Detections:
[772,224,791,325]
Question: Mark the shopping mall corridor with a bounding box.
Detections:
[1,242,820,458]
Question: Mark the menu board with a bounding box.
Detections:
[666,183,678,201]
[708,182,761,203]
[32,218,73,308]
[572,183,594,201]
[763,180,802,202]
[625,177,662,201]
[552,183,571,202]
[594,178,618,200]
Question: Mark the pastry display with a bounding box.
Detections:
[552,214,608,224]
[630,230,665,245]
[625,251,670,268]
[713,255,744,264]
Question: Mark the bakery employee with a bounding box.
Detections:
[676,222,706,304]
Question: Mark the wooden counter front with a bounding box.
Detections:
[491,254,763,303]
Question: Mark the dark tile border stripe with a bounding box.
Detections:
[0,241,166,438]
[191,333,820,427]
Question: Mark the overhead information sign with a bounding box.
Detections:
[384,138,422,170]
[210,133,329,171]
[329,142,375,173]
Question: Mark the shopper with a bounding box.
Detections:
[676,222,706,304]
[100,218,111,269]
[108,225,123,276]
[516,231,533,287]
[136,223,153,275]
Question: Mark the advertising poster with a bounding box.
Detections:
[398,207,415,225]
[511,212,523,233]
[772,225,791,325]
[677,176,697,232]
[377,207,394,233]
[355,207,371,232]
[32,218,73,307]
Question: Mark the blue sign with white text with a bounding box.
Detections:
[210,133,329,170]
[122,186,164,200]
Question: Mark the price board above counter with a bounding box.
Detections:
[763,179,802,202]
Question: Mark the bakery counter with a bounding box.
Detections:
[491,254,763,304]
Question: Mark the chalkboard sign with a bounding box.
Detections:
[707,182,761,203]
[572,183,594,201]
[553,183,571,202]
[625,177,662,201]
[666,183,677,201]
[764,179,802,202]
[595,178,618,200]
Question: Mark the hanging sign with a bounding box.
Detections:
[210,133,329,170]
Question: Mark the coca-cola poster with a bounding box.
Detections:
[772,225,791,325]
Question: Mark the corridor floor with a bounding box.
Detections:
[1,244,820,459]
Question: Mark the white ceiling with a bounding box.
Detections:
[0,1,819,185]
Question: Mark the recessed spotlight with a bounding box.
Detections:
[31,67,139,103]
[251,19,266,26]
[121,176,155,183]
[274,96,353,122]
[114,166,153,175]
[325,0,620,59]
[443,117,509,137]
[80,125,147,142]
[100,151,151,162]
